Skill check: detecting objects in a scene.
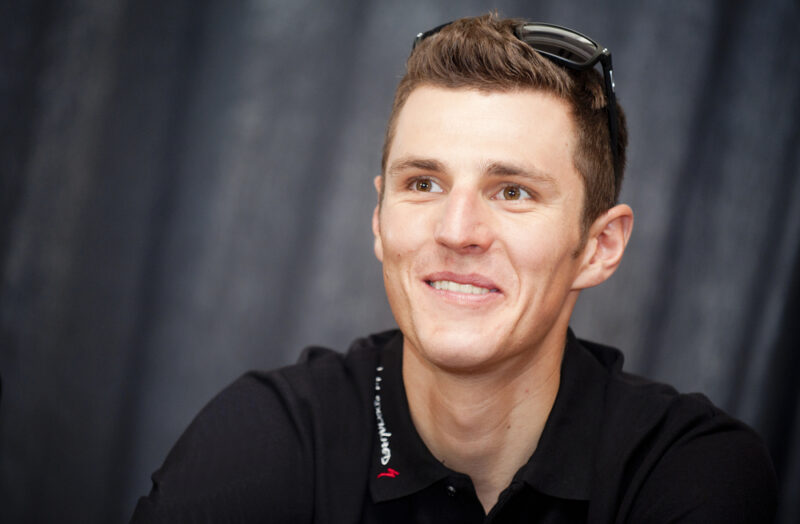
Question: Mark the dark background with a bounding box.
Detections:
[1,0,799,522]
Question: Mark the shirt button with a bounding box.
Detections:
[446,485,456,497]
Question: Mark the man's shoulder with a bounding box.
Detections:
[575,336,738,429]
[260,328,396,395]
[215,329,397,443]
[574,337,777,522]
[131,330,397,522]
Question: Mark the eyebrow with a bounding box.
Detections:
[386,157,446,176]
[482,161,558,188]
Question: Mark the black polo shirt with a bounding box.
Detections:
[131,330,777,523]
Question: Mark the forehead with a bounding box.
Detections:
[388,86,580,187]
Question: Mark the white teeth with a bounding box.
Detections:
[430,280,491,295]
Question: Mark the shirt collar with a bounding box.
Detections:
[368,329,620,503]
[514,329,616,500]
[369,332,453,502]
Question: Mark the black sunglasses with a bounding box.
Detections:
[413,21,619,181]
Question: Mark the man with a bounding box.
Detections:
[132,15,776,522]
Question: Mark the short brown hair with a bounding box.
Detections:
[381,14,628,233]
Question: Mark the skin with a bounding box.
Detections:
[372,85,633,513]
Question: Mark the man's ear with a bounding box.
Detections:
[372,176,384,262]
[572,204,634,290]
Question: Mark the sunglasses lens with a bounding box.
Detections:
[516,24,599,66]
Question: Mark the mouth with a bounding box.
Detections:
[424,272,501,296]
[426,280,498,295]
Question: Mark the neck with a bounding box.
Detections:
[402,331,566,514]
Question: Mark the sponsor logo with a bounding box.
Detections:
[377,468,400,479]
[373,366,393,466]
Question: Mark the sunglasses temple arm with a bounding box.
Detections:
[601,53,620,188]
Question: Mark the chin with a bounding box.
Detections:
[411,328,506,373]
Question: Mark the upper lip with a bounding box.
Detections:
[424,271,501,292]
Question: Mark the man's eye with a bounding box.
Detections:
[495,185,532,201]
[411,178,443,193]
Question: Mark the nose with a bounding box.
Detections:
[433,189,493,253]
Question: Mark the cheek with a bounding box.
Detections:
[381,228,410,261]
[380,208,427,257]
[501,218,580,281]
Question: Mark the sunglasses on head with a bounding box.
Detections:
[413,21,619,181]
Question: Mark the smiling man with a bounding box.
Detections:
[132,14,777,523]
[374,83,626,513]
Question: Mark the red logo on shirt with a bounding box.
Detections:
[377,468,400,479]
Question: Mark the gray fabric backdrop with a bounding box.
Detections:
[1,0,799,522]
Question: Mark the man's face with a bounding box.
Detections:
[373,86,590,372]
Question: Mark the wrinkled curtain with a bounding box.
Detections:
[1,0,798,522]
